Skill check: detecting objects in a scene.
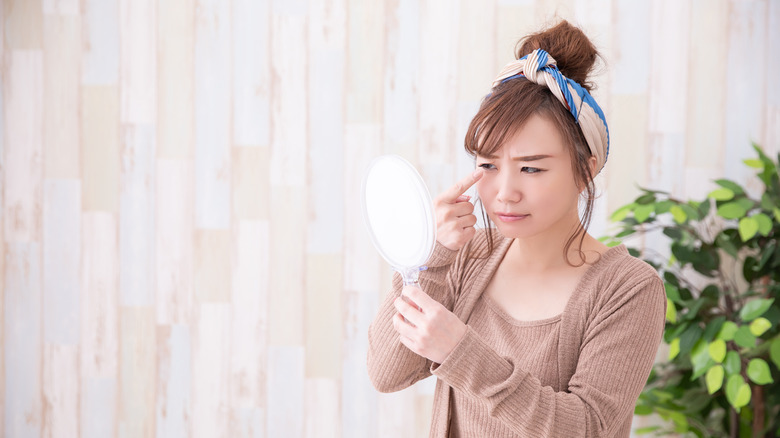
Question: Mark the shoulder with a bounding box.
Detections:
[585,245,665,306]
[568,246,667,342]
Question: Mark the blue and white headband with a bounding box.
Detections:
[491,48,610,172]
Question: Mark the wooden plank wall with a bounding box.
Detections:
[2,0,778,436]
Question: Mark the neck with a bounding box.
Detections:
[505,210,591,271]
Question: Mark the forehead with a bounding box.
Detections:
[498,114,567,157]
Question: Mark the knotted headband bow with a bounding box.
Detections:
[491,48,610,173]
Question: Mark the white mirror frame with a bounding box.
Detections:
[361,155,437,285]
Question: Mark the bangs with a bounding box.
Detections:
[465,80,553,158]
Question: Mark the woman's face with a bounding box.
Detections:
[475,114,587,241]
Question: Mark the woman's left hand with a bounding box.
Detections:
[392,285,467,364]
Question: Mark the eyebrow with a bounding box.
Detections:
[479,154,553,162]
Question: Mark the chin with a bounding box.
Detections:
[490,218,538,239]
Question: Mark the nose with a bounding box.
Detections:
[495,170,521,204]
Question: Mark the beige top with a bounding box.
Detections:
[367,229,666,437]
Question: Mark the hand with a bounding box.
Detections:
[433,169,484,251]
[392,285,467,364]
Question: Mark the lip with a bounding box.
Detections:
[495,212,529,222]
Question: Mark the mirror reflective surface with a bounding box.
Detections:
[362,155,436,284]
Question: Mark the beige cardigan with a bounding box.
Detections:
[367,230,666,437]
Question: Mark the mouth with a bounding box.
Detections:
[495,212,529,223]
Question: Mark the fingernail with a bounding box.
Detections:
[472,169,483,178]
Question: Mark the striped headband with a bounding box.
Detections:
[491,48,610,172]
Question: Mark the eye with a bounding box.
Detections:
[522,167,543,174]
[478,163,496,171]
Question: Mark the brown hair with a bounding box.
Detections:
[465,20,601,266]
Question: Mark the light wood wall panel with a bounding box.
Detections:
[80,212,119,437]
[158,0,194,160]
[82,86,120,212]
[194,0,231,230]
[119,124,156,307]
[155,324,191,438]
[43,14,80,179]
[725,0,770,194]
[82,0,118,85]
[3,1,779,437]
[0,28,5,435]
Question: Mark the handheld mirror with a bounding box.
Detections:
[362,155,436,285]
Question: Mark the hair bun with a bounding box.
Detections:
[515,20,599,92]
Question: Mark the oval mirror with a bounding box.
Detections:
[361,155,436,285]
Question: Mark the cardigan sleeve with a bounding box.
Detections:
[430,274,666,437]
[367,241,460,393]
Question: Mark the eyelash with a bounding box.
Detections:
[478,163,543,174]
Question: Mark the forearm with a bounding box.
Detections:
[367,280,433,392]
[367,243,459,392]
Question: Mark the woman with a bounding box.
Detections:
[367,20,666,437]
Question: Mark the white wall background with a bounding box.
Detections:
[1,0,778,436]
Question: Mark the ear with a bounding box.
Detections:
[578,155,598,194]
[587,155,598,179]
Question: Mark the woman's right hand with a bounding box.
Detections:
[433,168,484,251]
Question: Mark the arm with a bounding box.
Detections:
[367,168,484,392]
[366,241,459,392]
[430,276,666,437]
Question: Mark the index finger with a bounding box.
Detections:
[440,169,484,203]
[401,285,437,312]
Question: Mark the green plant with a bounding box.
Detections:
[603,144,780,437]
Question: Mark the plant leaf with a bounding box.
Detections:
[610,203,635,222]
[725,374,751,410]
[690,339,714,379]
[749,317,771,337]
[634,426,661,435]
[740,298,775,321]
[654,200,674,214]
[761,193,776,210]
[743,158,764,169]
[703,316,727,342]
[747,358,774,385]
[670,205,687,224]
[668,337,680,360]
[724,350,741,375]
[770,338,780,369]
[738,217,759,241]
[718,202,748,219]
[708,339,726,363]
[666,298,677,323]
[716,232,739,258]
[757,241,775,269]
[634,204,654,223]
[634,405,653,416]
[708,187,735,201]
[735,383,751,408]
[736,198,754,211]
[754,213,773,236]
[774,207,780,223]
[636,193,656,205]
[717,321,738,341]
[734,326,756,348]
[665,283,681,303]
[681,204,700,221]
[634,426,660,435]
[715,179,745,195]
[706,365,724,394]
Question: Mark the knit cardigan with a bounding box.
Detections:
[367,229,666,437]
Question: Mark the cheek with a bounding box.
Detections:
[475,178,494,202]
